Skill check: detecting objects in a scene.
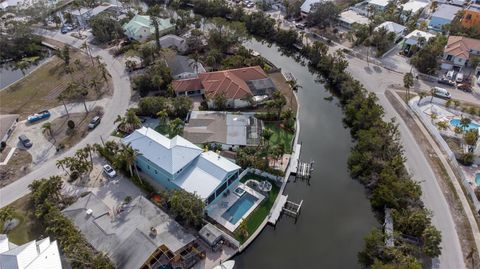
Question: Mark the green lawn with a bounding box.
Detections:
[235,173,280,243]
[0,195,45,245]
[265,123,294,154]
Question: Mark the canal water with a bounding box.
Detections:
[0,53,53,90]
[234,40,377,268]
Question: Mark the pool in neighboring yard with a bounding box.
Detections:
[476,173,480,186]
[450,119,480,131]
[222,192,258,225]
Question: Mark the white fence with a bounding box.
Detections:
[409,98,480,213]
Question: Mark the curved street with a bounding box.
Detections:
[0,28,132,207]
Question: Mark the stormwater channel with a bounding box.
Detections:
[234,39,377,268]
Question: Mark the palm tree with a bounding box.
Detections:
[81,42,95,66]
[147,5,163,50]
[418,91,427,105]
[42,122,56,143]
[156,109,168,128]
[95,56,109,83]
[0,206,15,232]
[114,109,141,134]
[83,144,95,167]
[56,159,70,176]
[168,118,184,138]
[460,117,472,132]
[120,143,142,183]
[189,52,201,74]
[403,72,414,101]
[261,128,273,148]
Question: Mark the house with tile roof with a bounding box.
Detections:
[443,36,480,69]
[123,15,174,41]
[122,127,241,207]
[172,66,277,109]
[0,234,62,269]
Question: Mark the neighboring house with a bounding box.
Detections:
[68,7,92,27]
[0,114,18,144]
[183,111,263,149]
[63,193,199,269]
[159,34,187,52]
[462,4,480,31]
[123,15,174,41]
[122,127,241,207]
[374,21,407,41]
[69,4,121,27]
[165,54,206,80]
[338,10,370,29]
[300,0,325,16]
[428,4,462,30]
[172,66,277,109]
[402,29,435,54]
[0,0,56,10]
[401,0,429,18]
[351,0,390,16]
[0,234,62,269]
[443,36,480,69]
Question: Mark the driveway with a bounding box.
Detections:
[0,28,133,207]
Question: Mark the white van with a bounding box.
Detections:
[446,70,455,80]
[433,87,451,99]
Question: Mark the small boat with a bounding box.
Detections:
[213,260,235,269]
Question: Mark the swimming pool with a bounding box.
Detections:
[476,173,480,186]
[450,119,480,131]
[222,193,258,225]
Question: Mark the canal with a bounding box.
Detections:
[234,40,378,268]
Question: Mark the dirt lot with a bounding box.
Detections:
[386,90,480,269]
[44,107,103,150]
[0,148,32,187]
[0,47,112,119]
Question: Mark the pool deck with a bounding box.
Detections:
[207,183,265,232]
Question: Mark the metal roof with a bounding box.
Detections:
[123,127,203,175]
[431,4,462,20]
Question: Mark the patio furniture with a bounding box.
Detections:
[258,181,272,193]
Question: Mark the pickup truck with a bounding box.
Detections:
[27,110,51,123]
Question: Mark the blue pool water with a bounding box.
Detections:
[222,193,258,224]
[450,118,480,131]
[476,174,480,186]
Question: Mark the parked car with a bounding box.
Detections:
[88,116,101,129]
[18,135,32,148]
[437,77,455,86]
[103,164,117,178]
[432,87,451,99]
[455,72,464,83]
[61,26,68,34]
[27,110,51,123]
[295,23,306,30]
[246,2,254,7]
[446,70,455,80]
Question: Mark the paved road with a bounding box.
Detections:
[344,55,466,269]
[0,29,132,207]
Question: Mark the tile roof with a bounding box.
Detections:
[172,66,268,100]
[445,36,480,60]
